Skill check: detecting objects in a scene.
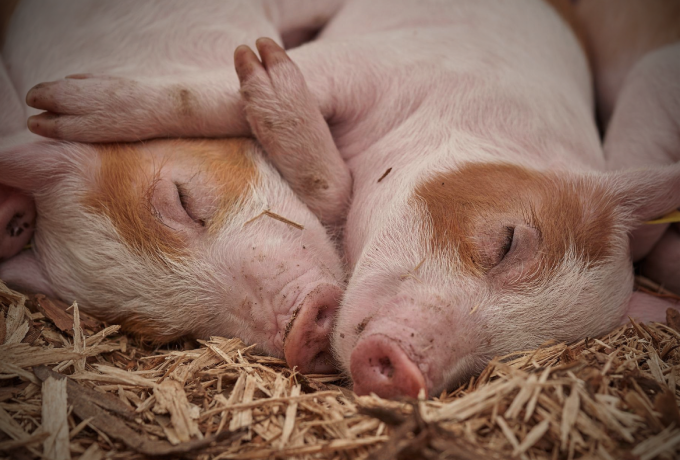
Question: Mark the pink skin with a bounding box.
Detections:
[1,0,350,374]
[17,0,680,398]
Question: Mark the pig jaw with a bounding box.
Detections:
[339,246,634,397]
[335,255,490,397]
[201,233,344,374]
[337,164,638,397]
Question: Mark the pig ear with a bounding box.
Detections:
[611,163,680,225]
[0,131,72,192]
[0,250,55,297]
[622,291,680,325]
[607,164,680,260]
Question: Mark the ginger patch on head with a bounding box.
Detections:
[84,143,185,261]
[177,139,258,229]
[414,163,616,279]
[84,139,257,260]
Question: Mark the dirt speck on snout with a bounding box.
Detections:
[355,316,372,335]
[282,306,301,345]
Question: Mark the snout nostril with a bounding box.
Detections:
[378,357,394,378]
[314,350,332,366]
[7,213,27,237]
[350,335,427,398]
[314,305,333,329]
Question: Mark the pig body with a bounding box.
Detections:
[0,0,351,373]
[573,0,680,293]
[24,0,680,398]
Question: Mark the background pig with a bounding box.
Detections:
[24,0,680,399]
[573,0,680,294]
[0,0,351,373]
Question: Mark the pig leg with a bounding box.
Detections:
[234,38,352,226]
[23,43,370,146]
[25,72,251,142]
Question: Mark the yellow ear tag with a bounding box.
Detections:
[645,209,680,225]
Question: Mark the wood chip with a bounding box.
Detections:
[41,374,71,460]
[1,277,678,459]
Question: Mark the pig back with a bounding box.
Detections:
[3,0,279,100]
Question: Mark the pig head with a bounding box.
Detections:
[222,37,680,398]
[0,132,345,373]
[337,162,680,397]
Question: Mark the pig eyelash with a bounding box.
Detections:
[176,183,190,211]
[175,183,206,227]
[499,226,515,261]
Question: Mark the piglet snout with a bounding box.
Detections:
[0,185,36,261]
[284,283,342,374]
[350,335,427,399]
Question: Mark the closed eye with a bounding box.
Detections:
[175,183,205,227]
[498,226,515,262]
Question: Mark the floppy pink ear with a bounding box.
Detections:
[622,291,680,324]
[0,130,71,192]
[0,251,54,297]
[611,164,680,261]
[613,163,680,222]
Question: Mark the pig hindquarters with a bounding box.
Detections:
[0,0,350,373]
[23,0,680,398]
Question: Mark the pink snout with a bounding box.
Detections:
[350,335,427,399]
[284,283,342,374]
[0,185,36,261]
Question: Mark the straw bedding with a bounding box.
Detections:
[0,279,679,460]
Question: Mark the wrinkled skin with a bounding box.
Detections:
[19,0,680,398]
[0,0,351,374]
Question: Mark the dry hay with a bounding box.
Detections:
[0,279,679,460]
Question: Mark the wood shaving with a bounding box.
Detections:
[0,279,678,459]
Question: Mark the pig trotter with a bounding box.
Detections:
[25,75,167,142]
[234,37,352,226]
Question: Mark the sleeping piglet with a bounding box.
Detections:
[23,0,680,398]
[0,0,351,373]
